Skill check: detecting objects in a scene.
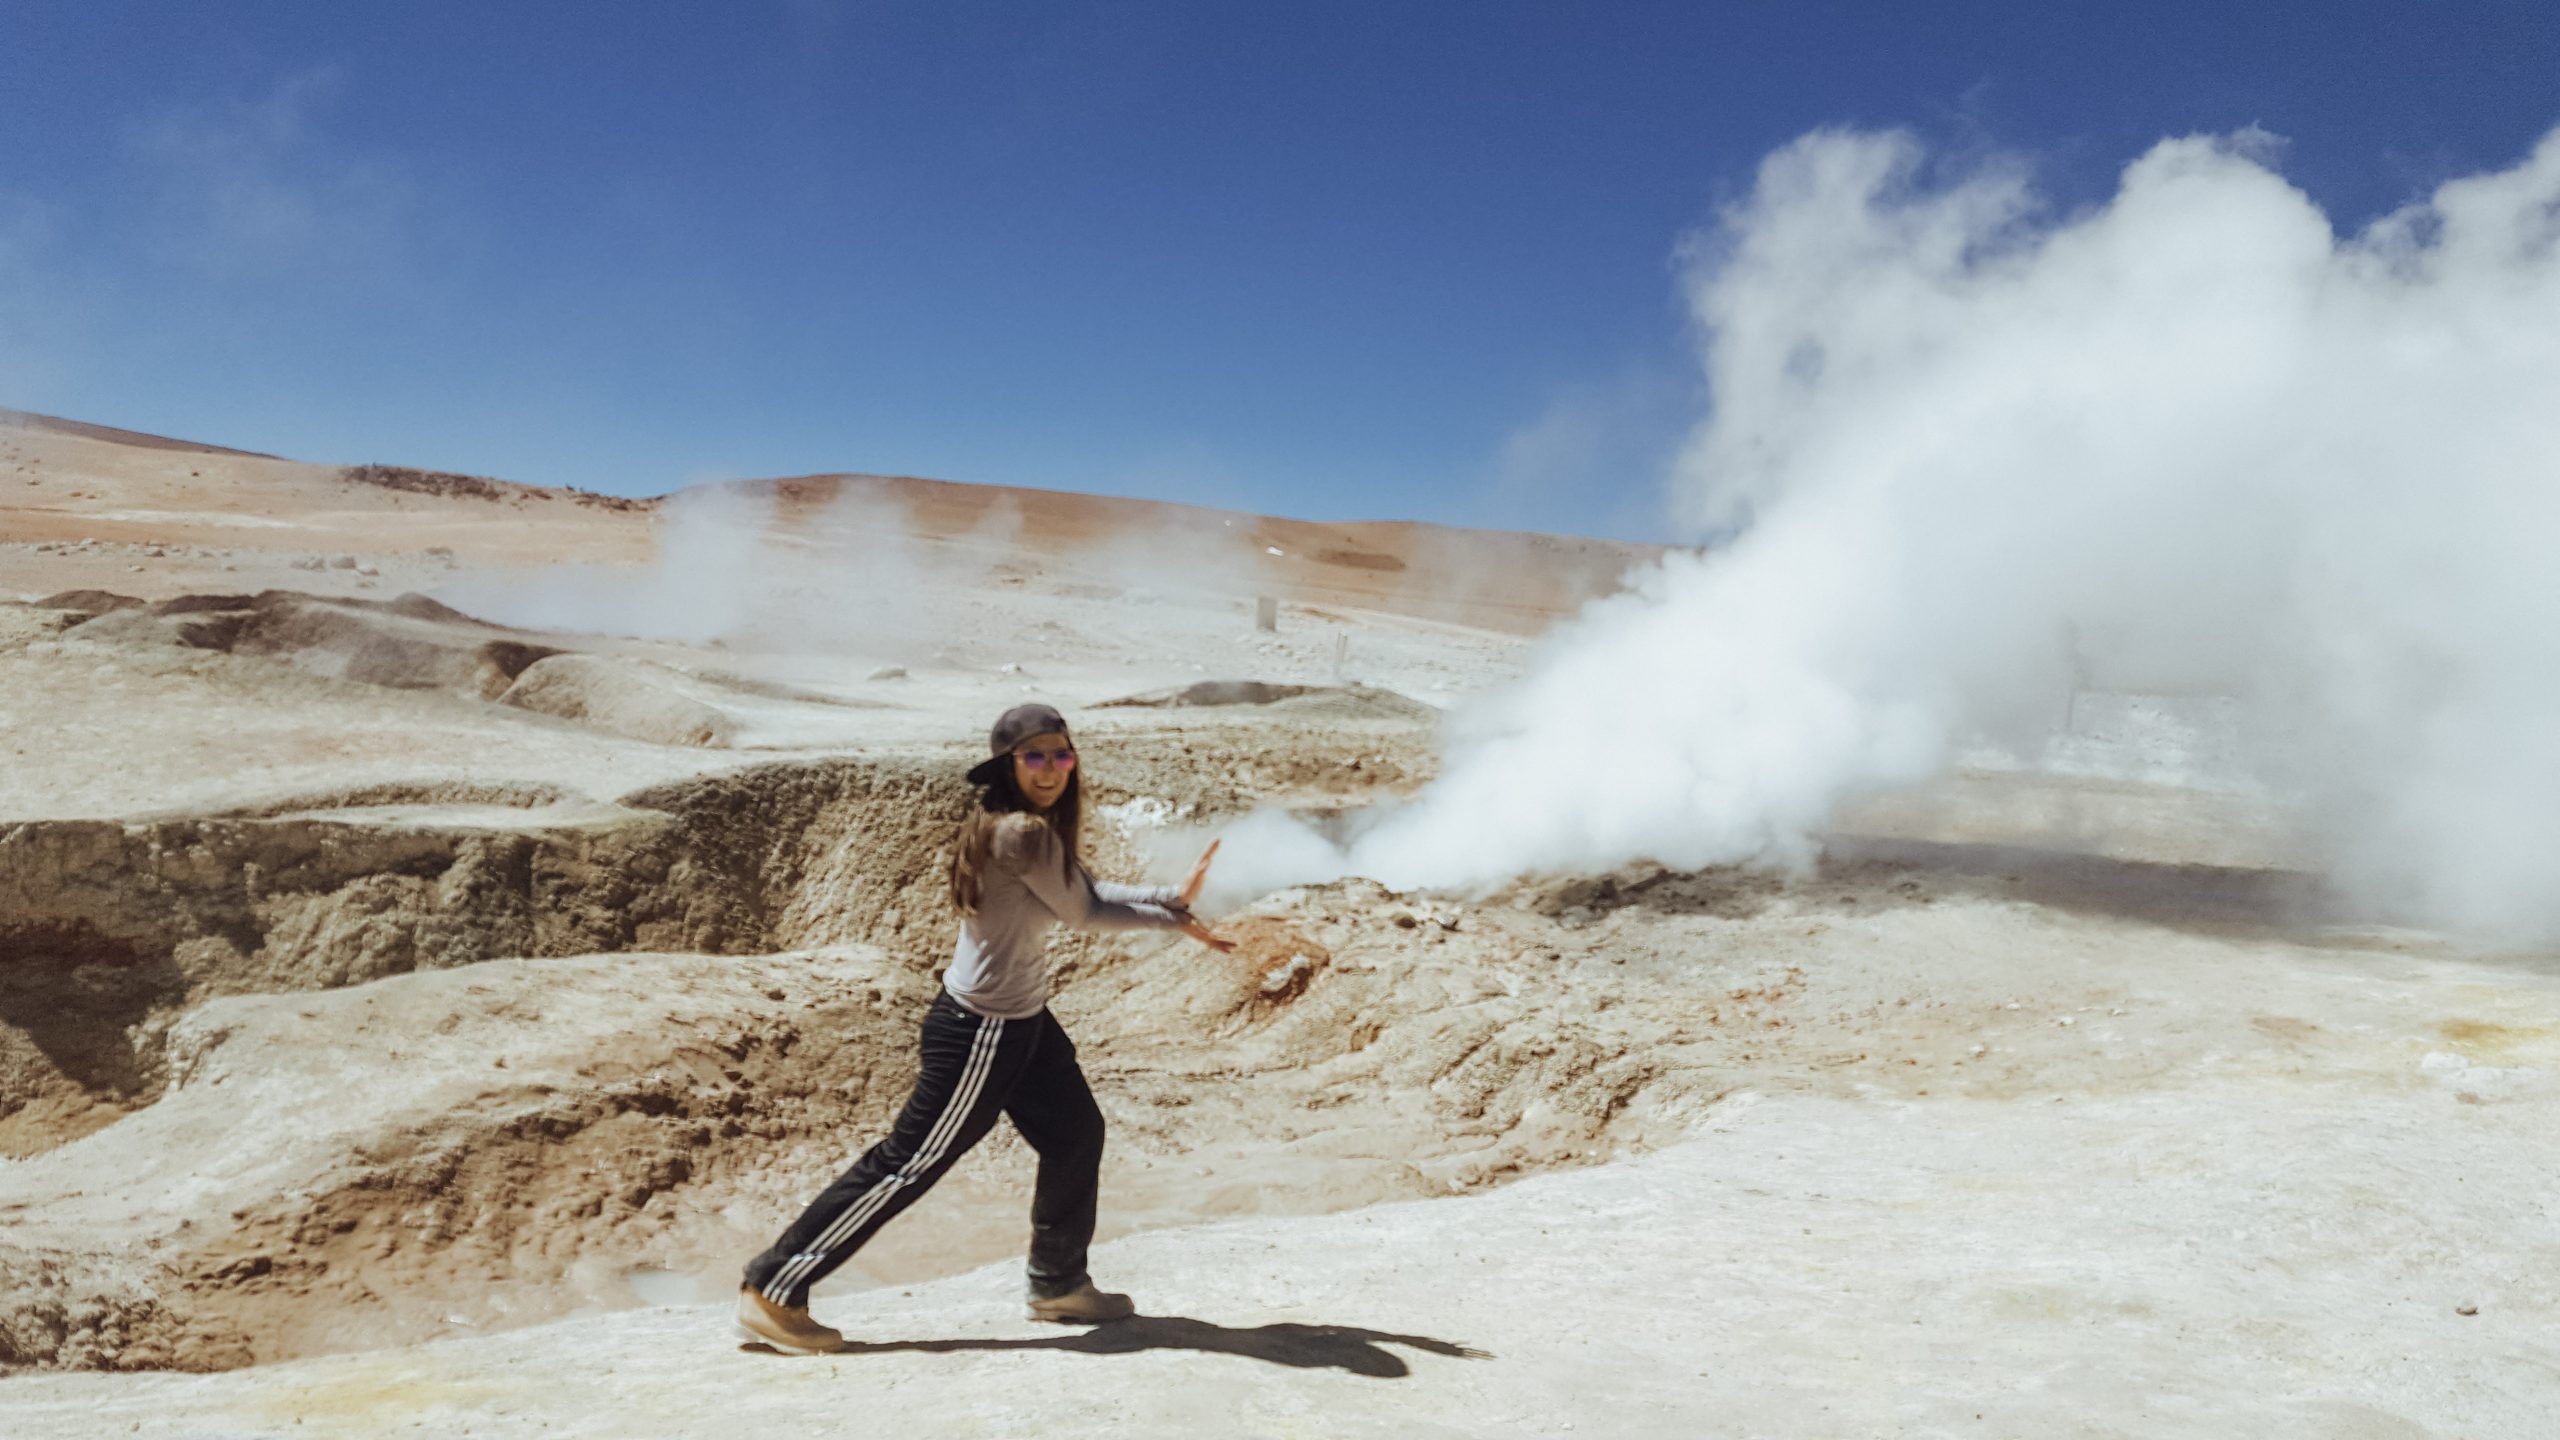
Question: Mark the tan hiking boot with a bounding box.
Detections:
[736,1286,844,1353]
[1026,1280,1136,1324]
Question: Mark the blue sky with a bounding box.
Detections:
[3,1,2554,538]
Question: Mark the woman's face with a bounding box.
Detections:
[1010,731,1077,809]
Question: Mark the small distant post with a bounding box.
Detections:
[1332,632,1349,683]
[1255,595,1278,632]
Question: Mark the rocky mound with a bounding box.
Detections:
[54,590,559,700]
[0,603,85,648]
[0,742,1274,1159]
[497,655,740,747]
[1097,680,1437,722]
[30,590,146,616]
[0,946,928,1371]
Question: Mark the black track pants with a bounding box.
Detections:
[742,989,1105,1309]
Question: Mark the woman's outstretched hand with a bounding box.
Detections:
[1174,841,1232,950]
[1177,838,1220,909]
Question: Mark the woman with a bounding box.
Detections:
[738,702,1231,1352]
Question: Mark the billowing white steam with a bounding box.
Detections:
[1235,125,2560,936]
[438,481,931,651]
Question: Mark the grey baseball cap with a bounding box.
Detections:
[965,703,1071,786]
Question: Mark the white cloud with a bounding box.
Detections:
[121,67,434,283]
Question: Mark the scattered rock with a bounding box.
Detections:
[866,665,908,681]
[341,463,508,503]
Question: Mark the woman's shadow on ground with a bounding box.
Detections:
[742,1315,1490,1378]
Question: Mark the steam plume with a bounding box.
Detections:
[438,481,931,653]
[1241,125,2560,936]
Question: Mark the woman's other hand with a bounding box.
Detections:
[1177,838,1220,909]
[1179,915,1235,953]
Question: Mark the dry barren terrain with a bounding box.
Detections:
[2,410,2553,1437]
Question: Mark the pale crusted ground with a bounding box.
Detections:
[5,1072,2553,1438]
[2,412,2555,1436]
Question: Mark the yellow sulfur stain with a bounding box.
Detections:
[249,1357,500,1431]
[2433,1019,2552,1064]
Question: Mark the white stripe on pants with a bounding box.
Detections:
[761,1012,1005,1303]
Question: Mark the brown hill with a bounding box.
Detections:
[1,409,1658,634]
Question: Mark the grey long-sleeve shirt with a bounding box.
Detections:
[944,812,1187,1020]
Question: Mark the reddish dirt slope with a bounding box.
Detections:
[0,409,1659,633]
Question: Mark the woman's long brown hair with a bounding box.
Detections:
[949,756,1083,914]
